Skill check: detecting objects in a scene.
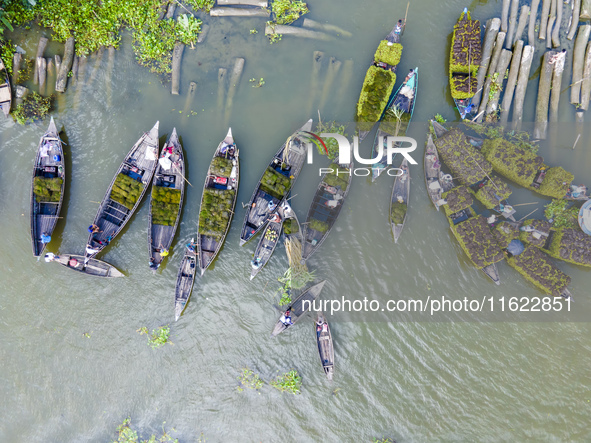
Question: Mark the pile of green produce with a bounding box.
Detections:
[323,163,350,190]
[210,156,234,177]
[493,221,520,249]
[151,187,181,226]
[519,219,552,248]
[544,228,591,267]
[309,218,329,233]
[449,214,504,268]
[33,177,62,202]
[472,179,512,209]
[442,186,473,214]
[449,10,481,99]
[284,218,299,235]
[450,74,478,100]
[12,92,52,125]
[198,188,235,239]
[355,66,397,132]
[381,107,411,136]
[260,167,292,200]
[544,199,578,229]
[390,202,407,225]
[434,129,492,186]
[374,41,403,66]
[110,173,144,210]
[507,246,571,297]
[537,167,574,199]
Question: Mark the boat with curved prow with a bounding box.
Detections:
[240,119,312,245]
[197,128,239,275]
[371,67,418,181]
[390,158,410,243]
[301,160,353,261]
[424,134,443,210]
[30,117,65,257]
[315,311,334,381]
[174,240,198,321]
[148,128,185,270]
[48,253,124,277]
[0,56,11,117]
[271,280,326,336]
[84,121,159,261]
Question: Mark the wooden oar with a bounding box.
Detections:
[517,208,538,222]
[511,202,538,207]
[173,163,192,187]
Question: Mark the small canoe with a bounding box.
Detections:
[85,122,159,260]
[148,128,185,270]
[371,67,418,181]
[0,57,11,117]
[424,134,442,210]
[271,280,326,337]
[197,128,239,275]
[390,158,410,243]
[49,253,124,278]
[240,119,312,245]
[301,160,353,261]
[174,241,198,321]
[314,311,335,381]
[30,117,66,257]
[250,204,288,280]
[283,203,304,262]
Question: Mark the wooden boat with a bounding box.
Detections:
[424,134,443,210]
[30,117,65,257]
[240,119,311,245]
[85,121,159,260]
[283,202,303,254]
[174,240,198,321]
[271,280,326,337]
[371,67,418,181]
[314,311,335,381]
[390,158,410,243]
[249,203,289,280]
[48,253,124,277]
[197,128,239,275]
[301,160,353,261]
[148,128,185,270]
[0,57,11,117]
[578,199,591,236]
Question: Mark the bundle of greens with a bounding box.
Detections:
[198,188,235,239]
[33,176,62,202]
[110,173,144,210]
[151,187,181,226]
[260,167,292,200]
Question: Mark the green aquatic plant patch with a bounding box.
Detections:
[355,65,397,132]
[390,201,407,225]
[309,218,329,233]
[12,92,52,125]
[442,186,473,213]
[374,41,402,66]
[33,177,62,203]
[110,173,144,210]
[151,187,181,226]
[544,199,578,229]
[283,218,299,235]
[270,369,302,394]
[210,156,234,178]
[198,188,235,239]
[545,228,591,267]
[260,166,292,200]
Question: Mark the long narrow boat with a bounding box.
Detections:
[84,121,159,260]
[30,117,65,257]
[197,128,239,275]
[390,158,410,243]
[283,203,303,261]
[371,67,418,181]
[174,241,198,321]
[424,134,443,210]
[301,161,353,261]
[271,280,326,337]
[148,128,185,270]
[0,57,11,117]
[48,253,124,277]
[239,119,312,246]
[356,21,405,141]
[249,204,288,280]
[314,311,334,381]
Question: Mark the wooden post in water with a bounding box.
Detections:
[505,0,520,49]
[500,40,524,126]
[513,5,530,46]
[224,57,245,123]
[477,31,506,121]
[486,49,512,120]
[46,57,55,95]
[501,0,510,32]
[546,0,557,48]
[534,51,556,139]
[571,24,591,105]
[54,55,61,75]
[529,0,541,44]
[217,68,227,111]
[171,43,185,95]
[37,57,47,95]
[549,50,567,123]
[306,51,324,117]
[197,24,209,43]
[512,45,535,131]
[539,0,551,40]
[12,52,21,85]
[55,37,75,93]
[33,37,48,85]
[472,18,501,108]
[165,2,176,18]
[568,0,581,40]
[579,43,591,110]
[551,0,562,47]
[318,57,342,112]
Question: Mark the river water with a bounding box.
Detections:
[1,0,591,441]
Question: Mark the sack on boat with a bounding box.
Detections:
[146,146,158,161]
[159,156,173,170]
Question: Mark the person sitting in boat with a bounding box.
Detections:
[41,232,51,244]
[88,224,101,234]
[268,200,277,211]
[251,257,262,269]
[186,239,197,252]
[487,214,497,227]
[269,213,281,223]
[280,310,293,326]
[158,244,169,257]
[85,244,100,255]
[44,252,56,262]
[149,257,159,270]
[570,184,587,198]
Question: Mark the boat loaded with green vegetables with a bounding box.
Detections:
[148,128,185,270]
[85,122,159,260]
[30,117,65,257]
[197,128,239,275]
[355,20,404,140]
[271,280,326,337]
[250,203,291,281]
[240,119,312,245]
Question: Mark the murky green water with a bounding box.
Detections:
[1,0,591,441]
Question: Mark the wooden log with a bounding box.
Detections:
[581,0,591,20]
[165,2,176,18]
[265,23,335,40]
[529,0,541,44]
[54,55,62,75]
[551,0,562,47]
[46,57,56,95]
[182,81,198,115]
[486,49,513,119]
[302,18,353,38]
[472,18,501,108]
[217,0,268,6]
[477,31,507,121]
[33,37,48,84]
[55,37,75,93]
[37,57,47,95]
[513,5,530,46]
[539,0,551,39]
[534,51,556,139]
[12,52,22,85]
[546,16,556,48]
[171,43,185,95]
[224,57,245,122]
[580,43,591,109]
[505,0,520,48]
[512,45,535,131]
[306,51,324,116]
[502,0,510,32]
[217,68,227,111]
[318,57,342,111]
[550,50,567,122]
[210,7,270,17]
[568,0,581,40]
[197,24,209,43]
[571,24,591,105]
[500,40,524,126]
